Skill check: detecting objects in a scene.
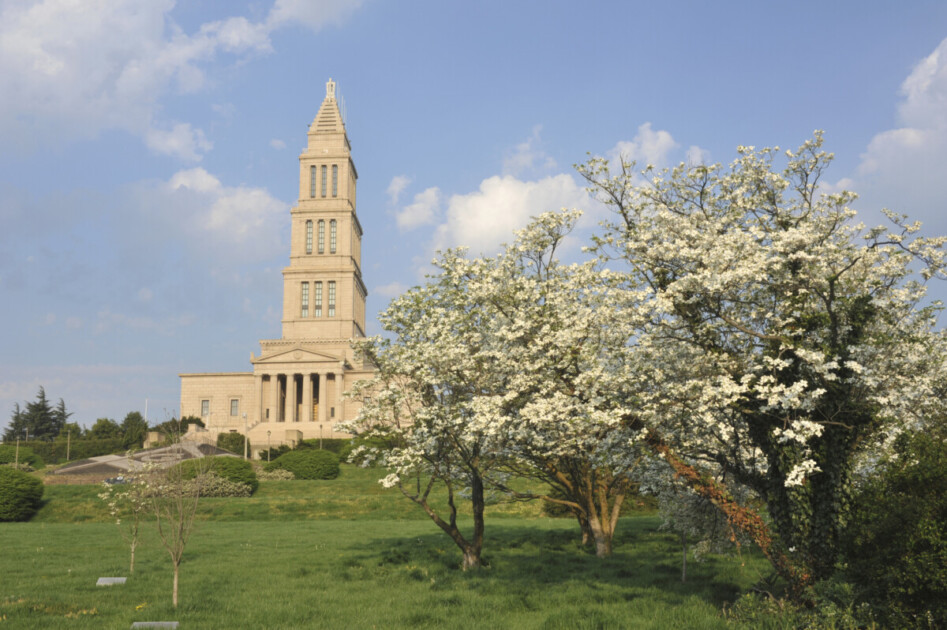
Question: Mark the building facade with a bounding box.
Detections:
[179,80,374,454]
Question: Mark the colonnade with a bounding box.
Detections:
[254,371,344,425]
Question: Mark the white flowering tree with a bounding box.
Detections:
[468,211,646,558]
[344,254,510,570]
[347,211,649,560]
[98,469,151,574]
[579,133,947,595]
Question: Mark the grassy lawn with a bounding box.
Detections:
[1,465,770,628]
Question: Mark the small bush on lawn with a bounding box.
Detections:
[179,456,258,494]
[0,466,44,522]
[265,450,339,480]
[257,468,295,481]
[0,444,44,469]
[190,472,253,497]
[216,432,250,456]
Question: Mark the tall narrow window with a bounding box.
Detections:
[318,220,325,254]
[328,281,336,317]
[309,165,316,198]
[301,282,309,317]
[332,164,338,197]
[321,165,327,197]
[305,220,313,254]
[314,282,323,317]
[201,400,209,417]
[230,399,239,416]
[329,220,337,254]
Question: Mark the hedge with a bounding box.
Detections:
[265,449,340,480]
[0,466,44,521]
[10,439,125,465]
[0,444,44,469]
[216,432,250,456]
[179,456,258,494]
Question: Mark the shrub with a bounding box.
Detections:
[257,468,295,481]
[265,449,340,480]
[188,472,253,497]
[0,444,44,469]
[843,425,947,627]
[0,466,44,521]
[339,435,399,466]
[179,456,258,494]
[296,438,350,454]
[258,445,291,461]
[216,432,250,456]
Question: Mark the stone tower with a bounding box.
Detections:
[179,79,374,452]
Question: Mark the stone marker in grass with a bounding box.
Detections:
[96,577,127,586]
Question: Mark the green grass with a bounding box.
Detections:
[2,465,771,628]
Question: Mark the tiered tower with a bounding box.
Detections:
[179,79,373,452]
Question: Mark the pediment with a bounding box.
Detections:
[253,346,342,365]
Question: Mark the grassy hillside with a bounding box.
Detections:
[0,465,770,628]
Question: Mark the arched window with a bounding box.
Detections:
[318,220,325,254]
[301,282,309,317]
[314,282,323,317]
[309,165,316,198]
[329,220,337,254]
[328,281,336,317]
[321,165,327,197]
[332,165,338,197]
[305,220,313,254]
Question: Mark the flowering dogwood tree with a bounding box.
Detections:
[343,254,510,570]
[467,211,646,557]
[579,133,947,594]
[347,211,649,560]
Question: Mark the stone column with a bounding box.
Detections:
[270,374,280,422]
[254,374,263,424]
[302,374,313,423]
[318,372,328,425]
[335,369,344,428]
[287,374,298,422]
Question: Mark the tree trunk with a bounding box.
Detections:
[129,540,136,574]
[576,511,592,547]
[586,503,613,558]
[462,547,481,570]
[172,562,179,608]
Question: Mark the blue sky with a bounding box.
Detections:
[2,0,947,431]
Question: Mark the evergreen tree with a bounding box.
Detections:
[3,403,27,442]
[121,411,148,449]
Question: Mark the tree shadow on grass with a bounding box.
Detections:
[339,517,755,611]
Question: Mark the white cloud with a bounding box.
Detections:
[163,167,288,256]
[432,174,589,255]
[266,0,365,31]
[686,145,712,165]
[503,125,557,177]
[396,187,441,231]
[0,0,363,159]
[145,122,213,161]
[269,138,287,150]
[373,281,409,298]
[387,175,412,204]
[842,37,947,234]
[609,123,680,168]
